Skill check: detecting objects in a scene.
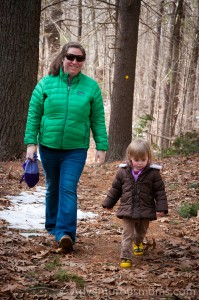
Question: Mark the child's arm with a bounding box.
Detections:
[102,169,123,209]
[153,171,168,215]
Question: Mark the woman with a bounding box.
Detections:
[24,42,108,250]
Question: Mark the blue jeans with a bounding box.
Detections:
[39,145,87,243]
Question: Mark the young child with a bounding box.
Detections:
[102,139,168,268]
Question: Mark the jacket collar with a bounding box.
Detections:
[127,165,148,181]
[59,68,82,83]
[119,162,162,170]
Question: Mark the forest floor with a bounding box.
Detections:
[0,149,199,300]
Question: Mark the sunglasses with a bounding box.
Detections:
[65,54,85,62]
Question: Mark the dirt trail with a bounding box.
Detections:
[0,154,198,299]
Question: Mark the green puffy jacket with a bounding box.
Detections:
[24,69,108,151]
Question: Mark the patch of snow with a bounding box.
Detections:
[0,186,98,233]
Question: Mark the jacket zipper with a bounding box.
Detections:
[61,80,70,147]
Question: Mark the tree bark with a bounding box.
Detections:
[165,0,184,139]
[159,1,175,149]
[78,0,83,40]
[148,0,164,143]
[0,0,41,160]
[42,0,62,74]
[106,0,141,162]
[184,1,199,131]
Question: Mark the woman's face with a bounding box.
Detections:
[62,47,85,78]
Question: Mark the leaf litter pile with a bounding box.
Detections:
[0,152,198,300]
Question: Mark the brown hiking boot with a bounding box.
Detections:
[59,235,73,250]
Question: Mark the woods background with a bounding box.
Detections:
[0,0,198,160]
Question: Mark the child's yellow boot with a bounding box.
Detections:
[133,242,144,256]
[120,259,132,268]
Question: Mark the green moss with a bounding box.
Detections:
[55,269,84,287]
[178,201,199,218]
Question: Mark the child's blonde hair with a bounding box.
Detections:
[126,139,152,167]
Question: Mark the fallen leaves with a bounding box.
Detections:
[0,154,199,299]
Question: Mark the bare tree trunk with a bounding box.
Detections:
[91,1,99,79]
[148,0,164,144]
[0,0,41,160]
[184,1,199,131]
[78,0,83,40]
[41,0,62,75]
[149,0,164,118]
[106,0,141,162]
[159,1,175,149]
[166,0,184,139]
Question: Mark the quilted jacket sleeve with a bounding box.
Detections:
[89,81,108,151]
[153,171,168,214]
[102,169,123,208]
[24,78,46,145]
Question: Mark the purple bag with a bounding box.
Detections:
[20,154,39,188]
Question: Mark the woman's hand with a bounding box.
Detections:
[95,150,106,165]
[26,145,37,160]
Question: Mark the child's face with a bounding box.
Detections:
[131,155,149,171]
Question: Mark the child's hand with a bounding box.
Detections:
[156,211,164,218]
